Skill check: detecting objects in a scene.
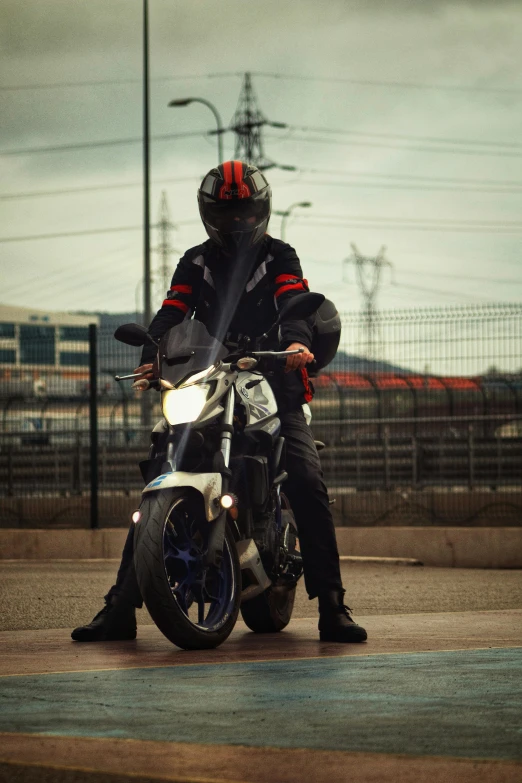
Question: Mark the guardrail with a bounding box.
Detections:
[2,420,521,497]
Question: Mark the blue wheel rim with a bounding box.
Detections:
[162,497,236,632]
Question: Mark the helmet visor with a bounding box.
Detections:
[200,190,271,234]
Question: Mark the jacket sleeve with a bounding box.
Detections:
[140,249,200,364]
[270,242,314,350]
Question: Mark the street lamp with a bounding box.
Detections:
[275,201,312,242]
[169,97,225,164]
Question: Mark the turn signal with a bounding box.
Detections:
[220,494,236,509]
[237,356,258,370]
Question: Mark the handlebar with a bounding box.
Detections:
[115,348,311,387]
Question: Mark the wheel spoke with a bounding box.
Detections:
[197,597,206,625]
[162,497,235,632]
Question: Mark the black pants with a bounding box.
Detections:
[106,408,343,605]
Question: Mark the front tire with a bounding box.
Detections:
[134,488,240,650]
[240,584,296,633]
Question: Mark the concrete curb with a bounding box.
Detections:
[339,556,423,566]
[334,527,522,568]
[0,529,127,560]
[0,527,521,567]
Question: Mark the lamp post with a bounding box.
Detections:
[169,97,224,164]
[142,0,152,428]
[275,201,312,242]
[143,0,151,328]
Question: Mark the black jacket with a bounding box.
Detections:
[141,235,314,411]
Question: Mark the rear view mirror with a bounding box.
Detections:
[114,323,157,347]
[277,292,325,324]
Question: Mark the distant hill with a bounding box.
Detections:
[326,350,412,375]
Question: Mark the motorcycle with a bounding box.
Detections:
[114,291,325,650]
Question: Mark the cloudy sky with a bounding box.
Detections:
[1,0,522,316]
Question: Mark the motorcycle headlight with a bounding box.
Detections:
[162,384,210,426]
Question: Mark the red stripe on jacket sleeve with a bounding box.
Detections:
[274,281,306,298]
[162,300,189,313]
[170,284,192,294]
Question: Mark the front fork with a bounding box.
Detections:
[204,385,235,567]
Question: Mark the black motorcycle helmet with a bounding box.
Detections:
[197,160,271,252]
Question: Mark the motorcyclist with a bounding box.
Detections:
[72,161,367,644]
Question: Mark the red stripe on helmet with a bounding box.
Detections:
[219,161,234,200]
[222,161,233,185]
[233,160,250,197]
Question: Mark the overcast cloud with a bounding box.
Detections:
[1,0,521,314]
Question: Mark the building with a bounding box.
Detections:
[0,304,99,395]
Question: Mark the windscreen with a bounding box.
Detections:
[158,319,228,386]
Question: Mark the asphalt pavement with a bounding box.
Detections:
[1,559,521,632]
[2,560,522,783]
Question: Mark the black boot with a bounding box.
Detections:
[71,598,137,642]
[318,590,367,643]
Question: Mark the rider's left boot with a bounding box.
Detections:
[71,596,137,642]
[318,589,368,643]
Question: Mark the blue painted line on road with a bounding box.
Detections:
[1,648,521,761]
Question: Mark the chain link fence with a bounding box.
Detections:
[1,304,521,528]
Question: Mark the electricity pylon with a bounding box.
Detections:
[343,244,394,360]
[229,72,294,171]
[154,192,179,306]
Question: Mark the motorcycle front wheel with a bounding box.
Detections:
[134,488,240,650]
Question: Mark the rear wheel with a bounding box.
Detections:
[134,488,240,650]
[240,583,296,633]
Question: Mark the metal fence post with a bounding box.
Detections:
[468,423,475,491]
[7,446,14,497]
[383,425,391,490]
[89,324,99,529]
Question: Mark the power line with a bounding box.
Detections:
[0,176,200,201]
[296,167,522,187]
[266,131,522,158]
[0,130,215,157]
[295,217,522,234]
[4,169,522,202]
[400,270,522,286]
[1,244,134,297]
[3,214,521,245]
[3,70,519,96]
[0,220,199,244]
[251,71,522,96]
[300,214,522,228]
[289,124,522,151]
[390,282,484,302]
[0,73,240,92]
[280,178,522,194]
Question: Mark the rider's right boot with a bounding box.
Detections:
[71,597,137,642]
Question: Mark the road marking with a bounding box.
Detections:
[1,645,521,679]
